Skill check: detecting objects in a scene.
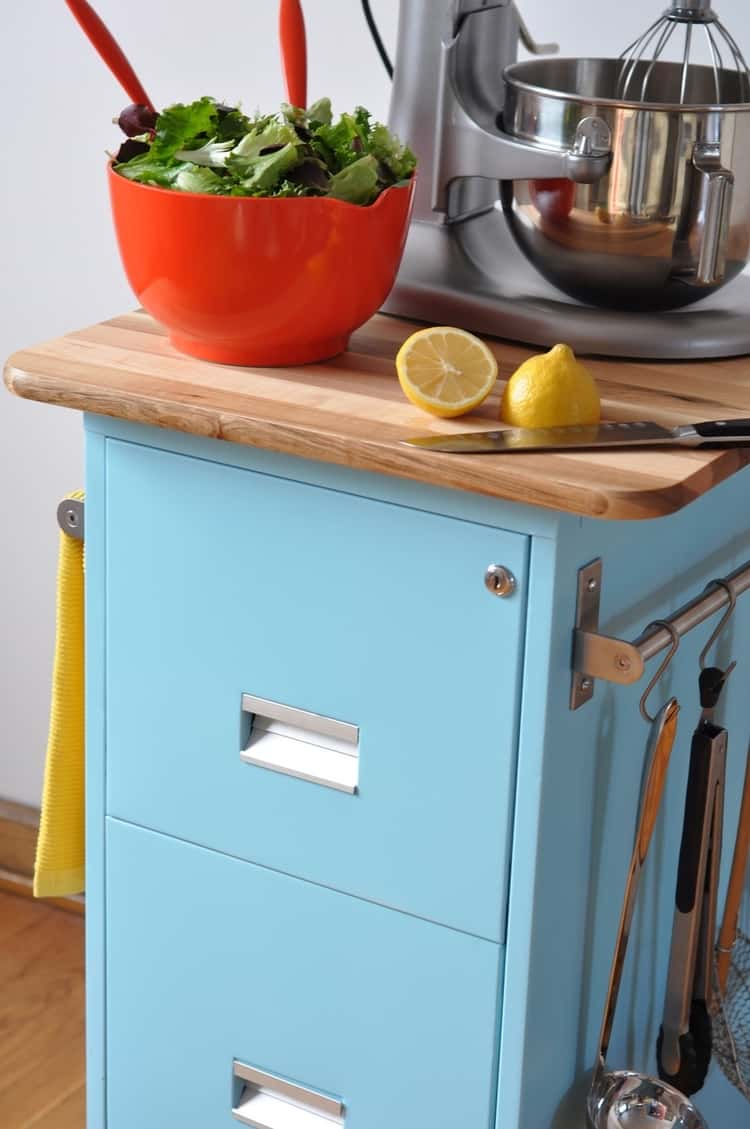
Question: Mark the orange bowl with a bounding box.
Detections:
[108,164,415,365]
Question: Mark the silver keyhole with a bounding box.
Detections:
[484,564,516,598]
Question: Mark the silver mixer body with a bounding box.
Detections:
[385,0,750,358]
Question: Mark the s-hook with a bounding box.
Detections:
[699,578,738,686]
[640,619,681,723]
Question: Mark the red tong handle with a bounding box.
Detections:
[279,0,307,109]
[65,0,154,111]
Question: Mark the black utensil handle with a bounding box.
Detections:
[675,725,716,914]
[699,665,726,710]
[694,419,750,439]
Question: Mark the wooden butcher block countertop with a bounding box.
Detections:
[5,310,750,520]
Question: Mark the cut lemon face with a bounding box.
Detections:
[396,326,498,418]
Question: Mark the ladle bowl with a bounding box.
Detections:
[588,1068,708,1128]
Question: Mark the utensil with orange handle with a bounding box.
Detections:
[64,0,154,111]
[716,741,750,993]
[279,0,307,109]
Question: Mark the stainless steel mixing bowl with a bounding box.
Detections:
[499,58,750,311]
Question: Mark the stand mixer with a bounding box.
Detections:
[384,0,750,358]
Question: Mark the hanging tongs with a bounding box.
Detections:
[657,580,737,1096]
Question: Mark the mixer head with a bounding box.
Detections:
[618,0,750,105]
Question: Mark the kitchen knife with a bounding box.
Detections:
[402,418,750,454]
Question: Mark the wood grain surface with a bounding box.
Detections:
[5,310,750,520]
[0,800,38,878]
[0,803,83,915]
[0,892,85,1129]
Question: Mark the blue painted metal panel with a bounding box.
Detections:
[105,817,504,1129]
[497,473,750,1128]
[84,428,107,1129]
[103,438,528,942]
[495,532,561,1129]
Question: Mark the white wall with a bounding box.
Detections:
[2,0,749,805]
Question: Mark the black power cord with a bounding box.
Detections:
[361,0,394,79]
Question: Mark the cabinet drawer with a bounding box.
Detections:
[106,818,504,1129]
[105,440,528,939]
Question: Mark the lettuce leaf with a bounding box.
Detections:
[312,112,369,173]
[282,97,333,130]
[173,166,225,194]
[114,154,191,187]
[368,123,417,182]
[215,105,252,141]
[150,97,218,159]
[227,122,300,170]
[287,158,330,192]
[234,143,300,195]
[327,155,379,205]
[174,138,235,167]
[262,178,309,198]
[307,97,333,128]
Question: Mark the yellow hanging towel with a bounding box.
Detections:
[34,491,85,898]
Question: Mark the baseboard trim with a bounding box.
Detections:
[0,798,38,877]
[0,799,84,915]
[0,867,85,915]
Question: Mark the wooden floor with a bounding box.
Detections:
[0,891,85,1128]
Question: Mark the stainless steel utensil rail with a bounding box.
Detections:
[572,558,750,707]
[636,564,750,662]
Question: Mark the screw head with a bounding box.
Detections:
[581,677,593,691]
[587,577,598,592]
[485,564,516,598]
[615,653,632,672]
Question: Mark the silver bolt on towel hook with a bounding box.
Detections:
[699,578,738,672]
[640,620,681,723]
[56,498,84,541]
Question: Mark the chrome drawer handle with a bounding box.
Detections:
[240,695,360,795]
[232,1061,345,1128]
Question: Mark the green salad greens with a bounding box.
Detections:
[113,96,416,206]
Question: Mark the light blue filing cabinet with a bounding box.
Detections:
[78,413,750,1129]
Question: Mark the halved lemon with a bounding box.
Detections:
[396,326,498,418]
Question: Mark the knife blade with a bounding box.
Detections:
[402,418,750,455]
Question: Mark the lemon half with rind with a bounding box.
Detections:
[500,343,600,429]
[396,326,498,418]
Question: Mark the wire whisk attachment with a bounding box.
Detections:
[618,0,750,105]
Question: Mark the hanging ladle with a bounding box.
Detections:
[64,0,155,111]
[587,622,709,1128]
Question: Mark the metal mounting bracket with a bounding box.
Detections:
[570,559,602,710]
[570,558,645,710]
[571,555,750,709]
[57,498,84,541]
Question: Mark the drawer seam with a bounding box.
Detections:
[105,814,504,947]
